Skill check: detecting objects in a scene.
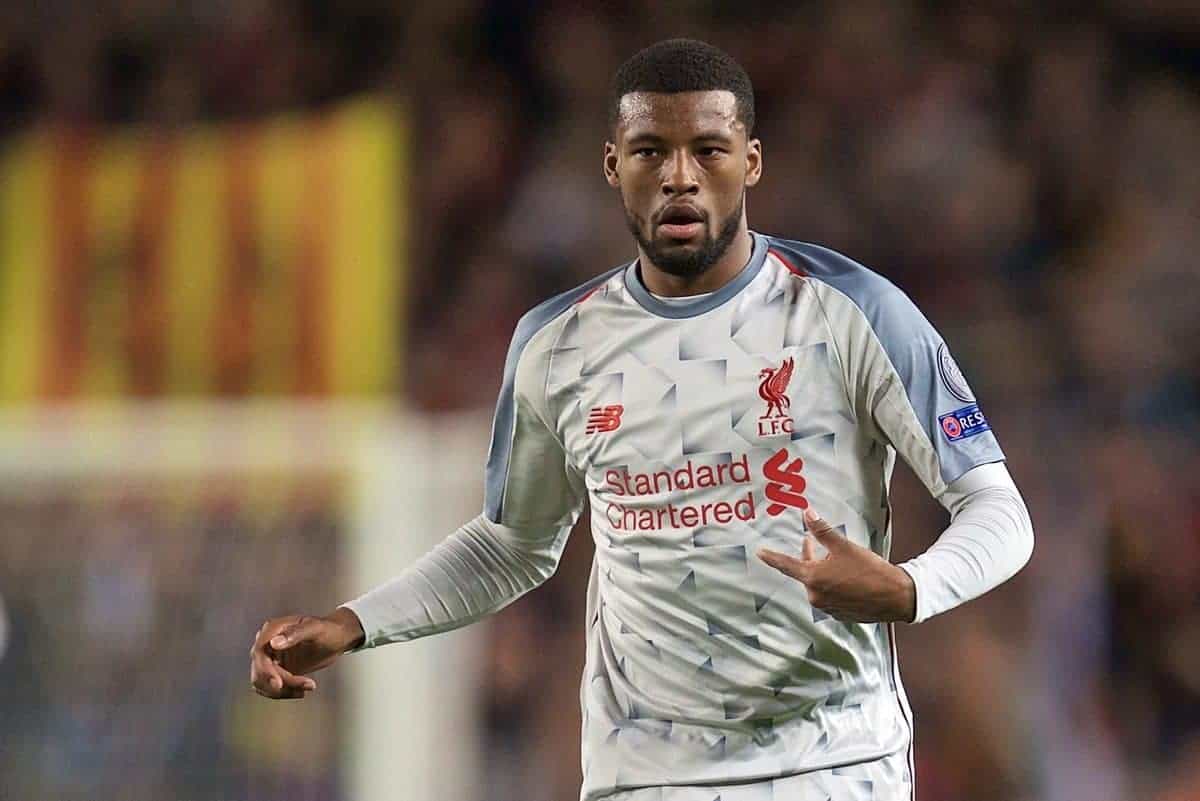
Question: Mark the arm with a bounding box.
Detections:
[898,461,1034,623]
[341,301,585,644]
[251,302,585,697]
[852,285,1035,622]
[340,514,572,648]
[250,512,576,698]
[759,266,1033,622]
[756,446,1032,627]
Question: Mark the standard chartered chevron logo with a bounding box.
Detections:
[763,448,808,516]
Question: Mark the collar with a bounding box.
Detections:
[624,231,768,319]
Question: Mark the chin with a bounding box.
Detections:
[654,229,707,246]
[657,237,703,249]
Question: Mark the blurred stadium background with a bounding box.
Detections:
[0,2,1198,800]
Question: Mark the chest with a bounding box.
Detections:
[550,307,852,475]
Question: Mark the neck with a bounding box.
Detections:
[638,223,754,298]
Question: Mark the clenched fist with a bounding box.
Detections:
[249,608,365,700]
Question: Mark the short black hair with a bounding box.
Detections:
[610,39,755,135]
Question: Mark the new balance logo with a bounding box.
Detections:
[586,405,624,434]
[763,447,808,516]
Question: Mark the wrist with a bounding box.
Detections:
[893,564,917,623]
[327,606,366,651]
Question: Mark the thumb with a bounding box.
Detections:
[803,508,843,548]
[270,617,320,651]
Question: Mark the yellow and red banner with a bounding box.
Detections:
[0,97,405,402]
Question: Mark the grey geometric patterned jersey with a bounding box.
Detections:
[481,233,1003,800]
[602,747,911,801]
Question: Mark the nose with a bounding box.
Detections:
[661,150,699,197]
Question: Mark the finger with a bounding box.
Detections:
[801,533,815,562]
[253,683,309,701]
[757,548,814,583]
[273,663,317,692]
[251,647,316,694]
[254,659,317,695]
[253,616,297,655]
[251,647,286,693]
[269,616,321,652]
[803,509,844,549]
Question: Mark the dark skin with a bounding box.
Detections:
[604,90,761,296]
[249,89,914,703]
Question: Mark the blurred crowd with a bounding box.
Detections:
[2,2,1199,801]
[0,482,346,801]
[0,0,398,130]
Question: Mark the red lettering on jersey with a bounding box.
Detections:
[586,405,624,434]
[758,357,796,436]
[757,417,794,436]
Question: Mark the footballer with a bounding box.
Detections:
[251,39,1034,801]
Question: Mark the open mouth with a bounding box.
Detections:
[656,205,705,240]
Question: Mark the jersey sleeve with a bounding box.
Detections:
[820,272,1005,498]
[337,309,590,650]
[340,513,574,647]
[898,461,1034,623]
[871,298,1000,495]
[484,308,587,529]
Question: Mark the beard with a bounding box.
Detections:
[625,191,745,279]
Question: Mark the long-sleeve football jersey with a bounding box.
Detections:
[345,233,1025,800]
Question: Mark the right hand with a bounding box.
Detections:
[249,608,365,700]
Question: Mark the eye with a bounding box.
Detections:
[633,147,659,158]
[698,147,727,158]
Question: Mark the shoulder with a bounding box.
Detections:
[507,264,626,361]
[762,235,935,341]
[502,263,627,399]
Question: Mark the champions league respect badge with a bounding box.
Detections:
[939,404,990,442]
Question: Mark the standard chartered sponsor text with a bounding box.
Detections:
[603,455,760,531]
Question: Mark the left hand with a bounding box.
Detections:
[758,508,917,623]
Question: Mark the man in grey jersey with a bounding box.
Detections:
[250,39,1034,801]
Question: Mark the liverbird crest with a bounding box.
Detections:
[758,357,794,421]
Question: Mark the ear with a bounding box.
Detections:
[745,137,762,188]
[603,141,620,188]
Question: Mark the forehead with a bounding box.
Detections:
[615,90,743,141]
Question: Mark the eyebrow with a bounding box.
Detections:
[624,130,736,145]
